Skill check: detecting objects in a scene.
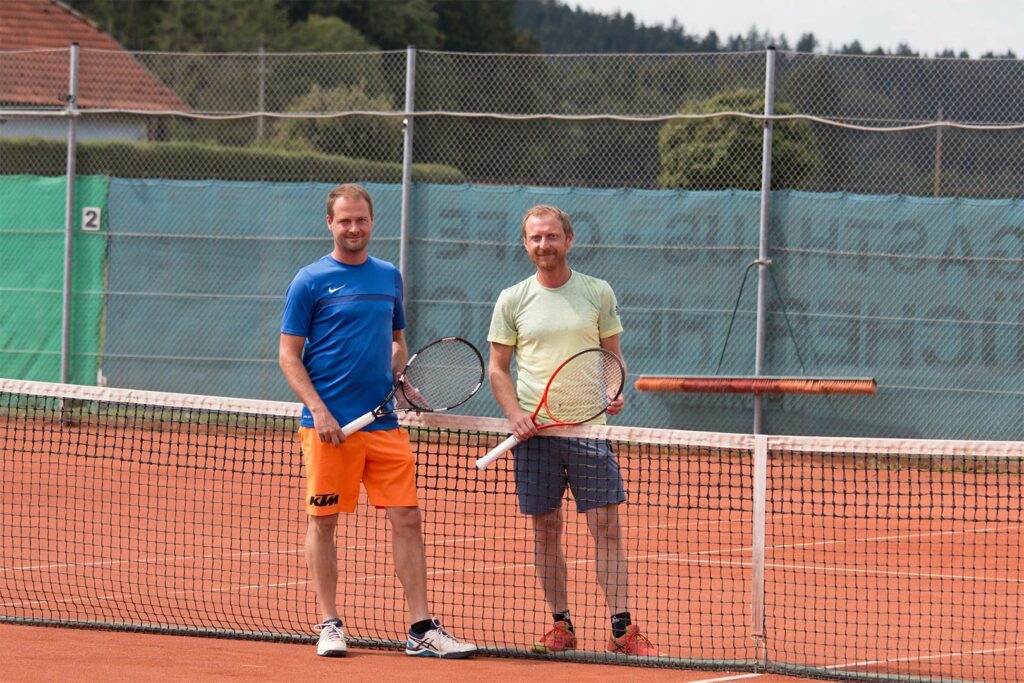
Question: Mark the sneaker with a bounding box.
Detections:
[405,618,477,658]
[606,624,659,656]
[314,619,347,657]
[531,620,577,654]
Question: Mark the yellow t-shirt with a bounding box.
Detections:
[488,270,623,422]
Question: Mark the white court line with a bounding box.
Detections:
[4,518,1018,616]
[8,521,1016,597]
[652,557,1024,584]
[689,674,763,683]
[1,529,534,608]
[1,528,529,573]
[2,578,315,609]
[825,642,1024,669]
[3,550,711,609]
[5,518,1012,580]
[759,523,1024,553]
[8,514,1011,578]
[425,552,1023,586]
[3,548,300,573]
[636,522,1024,559]
[5,511,1018,679]
[8,550,1018,609]
[650,516,753,531]
[2,555,530,608]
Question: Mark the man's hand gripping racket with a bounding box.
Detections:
[475,347,625,469]
[341,336,484,436]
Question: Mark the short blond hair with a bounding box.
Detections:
[520,204,573,239]
[326,183,374,219]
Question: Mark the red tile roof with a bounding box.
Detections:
[0,0,187,110]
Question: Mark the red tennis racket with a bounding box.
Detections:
[475,347,625,469]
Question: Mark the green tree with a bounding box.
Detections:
[434,0,537,52]
[294,0,444,50]
[268,14,375,52]
[150,0,286,52]
[839,40,866,55]
[795,33,818,53]
[658,87,820,190]
[271,83,402,161]
[259,16,388,123]
[66,0,169,50]
[514,0,705,54]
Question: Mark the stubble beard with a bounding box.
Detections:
[530,250,564,271]
[337,233,368,253]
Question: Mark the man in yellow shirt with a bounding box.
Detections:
[488,204,658,656]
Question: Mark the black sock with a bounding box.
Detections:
[611,611,631,638]
[553,610,574,632]
[410,618,433,636]
[324,617,342,627]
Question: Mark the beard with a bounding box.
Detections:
[529,250,564,270]
[337,234,369,253]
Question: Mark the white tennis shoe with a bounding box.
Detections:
[315,619,348,657]
[405,618,477,658]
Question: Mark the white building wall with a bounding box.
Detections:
[0,116,147,141]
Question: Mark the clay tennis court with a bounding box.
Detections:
[1,391,1022,681]
[1,622,818,682]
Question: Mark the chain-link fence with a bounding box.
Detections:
[2,47,1023,439]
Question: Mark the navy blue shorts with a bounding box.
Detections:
[513,435,627,515]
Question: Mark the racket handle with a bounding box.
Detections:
[341,411,376,437]
[476,434,520,469]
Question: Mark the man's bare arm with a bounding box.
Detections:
[279,333,344,446]
[600,333,626,416]
[488,342,538,441]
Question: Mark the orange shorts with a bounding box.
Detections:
[299,427,418,516]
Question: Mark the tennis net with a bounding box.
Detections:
[1,378,1021,681]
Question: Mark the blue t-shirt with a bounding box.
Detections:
[281,254,406,429]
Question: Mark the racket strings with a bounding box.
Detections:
[543,350,624,424]
[401,340,483,410]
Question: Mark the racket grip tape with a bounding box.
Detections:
[341,411,377,437]
[476,434,520,469]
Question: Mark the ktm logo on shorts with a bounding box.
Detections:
[309,493,339,507]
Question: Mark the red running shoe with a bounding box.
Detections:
[532,620,577,654]
[606,624,659,656]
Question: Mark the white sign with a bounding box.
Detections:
[82,207,101,232]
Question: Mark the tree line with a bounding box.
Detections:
[65,0,1018,59]
[59,0,1023,199]
[66,0,533,53]
[515,0,1018,58]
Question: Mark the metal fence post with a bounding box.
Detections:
[256,45,266,142]
[399,46,417,295]
[753,46,776,435]
[60,42,80,385]
[933,106,944,196]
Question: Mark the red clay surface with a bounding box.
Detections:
[0,623,811,683]
[2,414,1021,681]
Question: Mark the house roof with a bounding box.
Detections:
[0,0,187,110]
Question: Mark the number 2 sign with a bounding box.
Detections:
[82,207,101,232]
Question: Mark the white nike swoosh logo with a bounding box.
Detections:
[327,285,346,294]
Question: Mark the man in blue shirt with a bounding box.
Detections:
[280,183,475,659]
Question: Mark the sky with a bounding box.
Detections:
[568,0,1023,58]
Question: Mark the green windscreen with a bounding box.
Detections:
[0,175,108,384]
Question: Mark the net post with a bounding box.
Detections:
[750,434,768,659]
[60,42,80,385]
